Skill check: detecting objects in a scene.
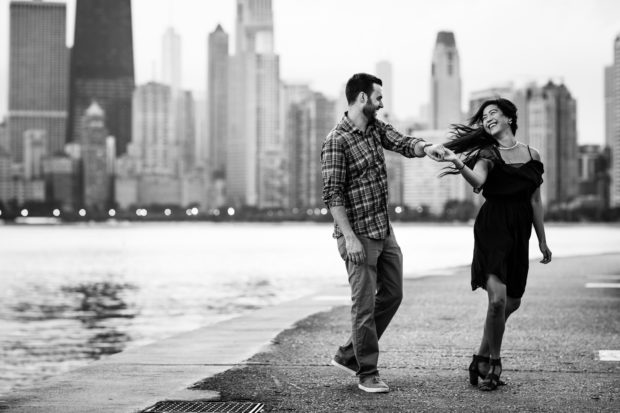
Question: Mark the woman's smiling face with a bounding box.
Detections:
[481,104,511,136]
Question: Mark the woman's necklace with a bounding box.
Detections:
[497,141,519,150]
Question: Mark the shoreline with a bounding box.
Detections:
[3,218,620,227]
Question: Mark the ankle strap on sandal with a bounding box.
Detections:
[473,354,490,363]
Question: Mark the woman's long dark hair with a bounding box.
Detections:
[441,98,518,176]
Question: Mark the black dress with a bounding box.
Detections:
[471,145,544,298]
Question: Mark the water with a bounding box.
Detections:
[1,221,619,396]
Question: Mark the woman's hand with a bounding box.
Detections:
[436,147,458,163]
[539,241,552,264]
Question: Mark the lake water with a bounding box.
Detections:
[1,221,619,395]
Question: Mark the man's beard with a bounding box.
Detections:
[362,103,378,120]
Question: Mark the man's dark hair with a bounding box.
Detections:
[345,73,382,105]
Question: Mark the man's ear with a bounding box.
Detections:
[358,92,366,104]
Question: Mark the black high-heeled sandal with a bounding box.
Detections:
[468,354,489,385]
[480,358,502,391]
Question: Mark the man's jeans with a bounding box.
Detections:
[335,230,403,378]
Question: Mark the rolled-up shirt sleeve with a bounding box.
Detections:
[321,134,346,208]
[377,120,425,158]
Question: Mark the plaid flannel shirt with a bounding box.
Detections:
[321,114,426,239]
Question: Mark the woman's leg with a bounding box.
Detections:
[479,274,507,359]
[477,295,521,358]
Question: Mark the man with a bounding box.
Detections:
[321,73,444,393]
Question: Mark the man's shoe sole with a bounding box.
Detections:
[330,359,357,376]
[358,383,389,393]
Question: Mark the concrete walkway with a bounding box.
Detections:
[2,253,619,412]
[192,253,620,412]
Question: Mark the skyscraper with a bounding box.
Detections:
[178,90,196,174]
[0,120,9,156]
[161,27,194,173]
[208,24,229,179]
[127,82,196,207]
[81,102,113,209]
[430,31,462,129]
[8,1,68,162]
[228,0,281,208]
[604,66,615,150]
[0,150,12,202]
[131,82,178,176]
[162,27,181,94]
[281,83,311,207]
[609,34,620,207]
[287,92,336,208]
[23,129,47,180]
[376,60,394,121]
[69,0,134,156]
[525,81,578,206]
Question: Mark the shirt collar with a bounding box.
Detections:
[340,112,357,133]
[340,111,377,135]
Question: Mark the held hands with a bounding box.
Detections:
[539,242,552,264]
[423,144,446,161]
[436,147,458,163]
[345,234,366,265]
[433,146,463,169]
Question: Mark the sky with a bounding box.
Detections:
[1,0,619,145]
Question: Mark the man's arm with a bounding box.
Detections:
[321,134,366,265]
[378,120,444,160]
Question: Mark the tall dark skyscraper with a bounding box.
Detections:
[68,0,134,155]
[8,1,68,163]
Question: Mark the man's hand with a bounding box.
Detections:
[424,144,445,161]
[345,234,366,265]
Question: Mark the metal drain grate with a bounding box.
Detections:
[142,400,264,413]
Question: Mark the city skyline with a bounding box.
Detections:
[0,0,618,145]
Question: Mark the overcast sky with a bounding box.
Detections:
[1,0,619,144]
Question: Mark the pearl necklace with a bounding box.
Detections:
[497,141,519,150]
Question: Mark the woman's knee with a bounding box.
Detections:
[487,296,506,316]
[486,275,506,308]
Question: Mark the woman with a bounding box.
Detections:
[439,98,552,391]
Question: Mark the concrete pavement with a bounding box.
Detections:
[193,253,620,412]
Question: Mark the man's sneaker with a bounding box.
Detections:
[358,375,389,393]
[330,355,357,376]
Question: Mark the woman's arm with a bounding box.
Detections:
[528,147,552,263]
[531,186,552,263]
[447,150,491,190]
